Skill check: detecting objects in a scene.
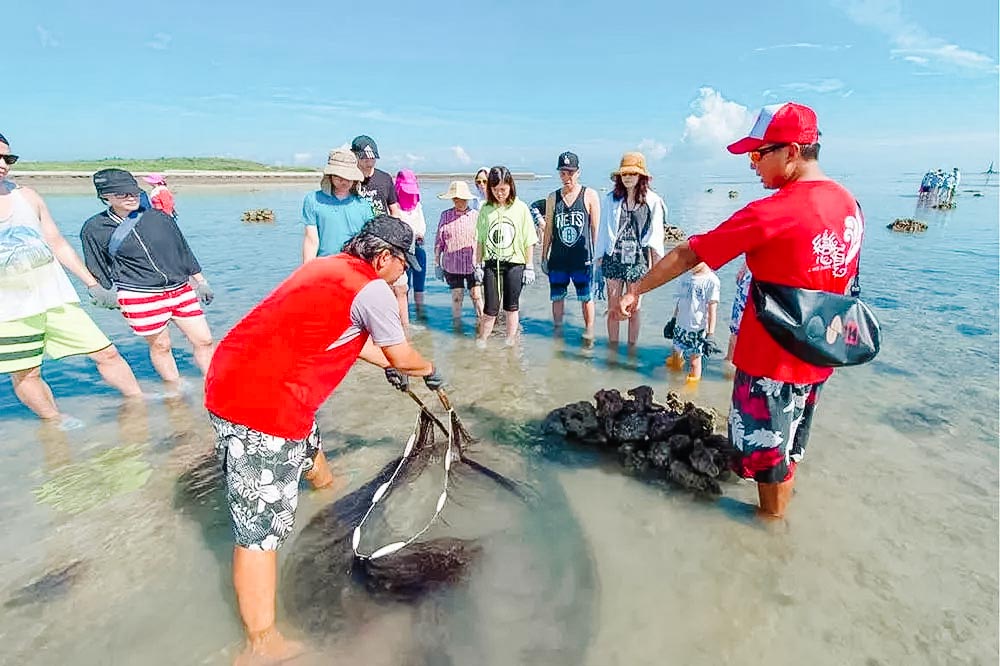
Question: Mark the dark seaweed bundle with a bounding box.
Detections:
[542,386,739,496]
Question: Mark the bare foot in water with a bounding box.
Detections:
[234,627,305,666]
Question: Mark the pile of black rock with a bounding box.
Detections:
[542,386,739,495]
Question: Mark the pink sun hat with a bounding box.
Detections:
[142,173,167,185]
[395,169,421,212]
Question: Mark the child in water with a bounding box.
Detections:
[724,261,751,377]
[666,262,720,382]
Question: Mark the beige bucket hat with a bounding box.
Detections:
[323,148,363,180]
[437,180,476,200]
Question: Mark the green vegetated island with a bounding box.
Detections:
[17,157,319,172]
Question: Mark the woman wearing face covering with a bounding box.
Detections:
[394,169,427,321]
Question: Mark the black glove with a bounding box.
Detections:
[423,366,445,391]
[88,284,118,309]
[384,367,409,392]
[662,317,677,339]
[702,334,723,356]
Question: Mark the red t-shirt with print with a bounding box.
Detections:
[688,179,863,385]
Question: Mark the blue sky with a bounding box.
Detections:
[7,0,998,176]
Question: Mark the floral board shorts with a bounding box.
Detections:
[729,271,752,335]
[728,370,824,484]
[209,413,322,551]
[672,327,706,359]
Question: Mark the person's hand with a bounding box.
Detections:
[619,292,637,319]
[423,366,445,391]
[435,265,445,282]
[540,258,548,275]
[522,265,536,286]
[88,284,118,309]
[384,367,409,392]
[194,281,214,305]
[702,334,723,356]
[473,264,484,284]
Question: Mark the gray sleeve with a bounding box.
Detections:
[351,280,406,346]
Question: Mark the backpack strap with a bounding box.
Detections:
[107,212,141,258]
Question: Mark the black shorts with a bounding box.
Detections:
[482,261,525,316]
[444,270,480,290]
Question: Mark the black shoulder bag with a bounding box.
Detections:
[751,264,881,368]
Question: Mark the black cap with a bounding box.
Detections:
[351,135,380,159]
[364,214,421,271]
[557,151,579,171]
[531,199,546,215]
[93,168,141,197]
[0,133,8,147]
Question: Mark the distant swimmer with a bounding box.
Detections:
[0,132,142,425]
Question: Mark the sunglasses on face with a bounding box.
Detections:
[475,179,488,184]
[749,143,789,164]
[0,154,19,165]
[106,192,140,200]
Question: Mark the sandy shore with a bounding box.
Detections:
[14,170,545,194]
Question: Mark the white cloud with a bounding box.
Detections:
[146,33,172,50]
[638,139,669,161]
[292,152,312,165]
[835,0,997,73]
[681,88,755,152]
[451,146,472,165]
[780,78,846,94]
[404,153,425,164]
[36,25,59,48]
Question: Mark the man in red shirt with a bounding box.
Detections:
[204,215,443,664]
[620,102,863,521]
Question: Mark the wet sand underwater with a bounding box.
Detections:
[0,173,997,665]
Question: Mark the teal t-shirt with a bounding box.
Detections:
[302,191,374,257]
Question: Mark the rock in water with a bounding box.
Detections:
[5,560,87,608]
[543,385,738,496]
[887,218,928,233]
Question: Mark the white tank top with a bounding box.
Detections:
[0,182,80,321]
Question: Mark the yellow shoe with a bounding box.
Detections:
[685,374,701,383]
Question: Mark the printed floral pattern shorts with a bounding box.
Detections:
[672,327,707,359]
[209,413,322,551]
[728,370,824,484]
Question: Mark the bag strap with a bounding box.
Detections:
[850,201,864,298]
[107,211,142,258]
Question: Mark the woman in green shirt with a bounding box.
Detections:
[475,166,538,348]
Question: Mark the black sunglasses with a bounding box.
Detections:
[749,143,789,163]
[0,154,19,165]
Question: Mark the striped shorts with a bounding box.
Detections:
[118,284,204,336]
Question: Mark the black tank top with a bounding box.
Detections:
[549,186,592,271]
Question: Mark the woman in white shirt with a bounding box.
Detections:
[594,152,665,349]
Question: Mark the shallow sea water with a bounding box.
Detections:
[0,173,997,665]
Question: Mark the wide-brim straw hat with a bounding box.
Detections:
[612,152,650,177]
[323,148,363,180]
[437,180,475,200]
